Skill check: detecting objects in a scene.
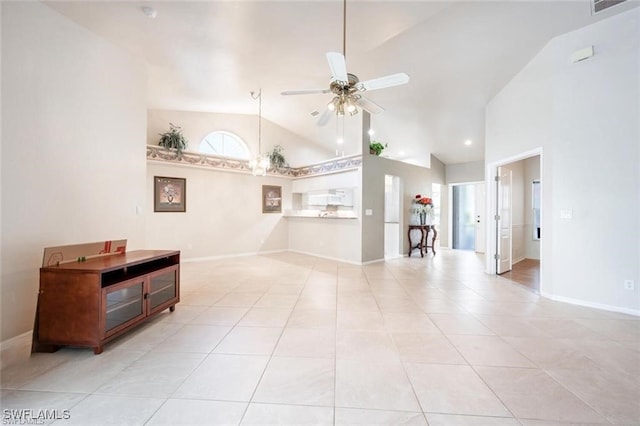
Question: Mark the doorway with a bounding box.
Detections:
[487,150,542,293]
[452,184,475,250]
[451,182,485,251]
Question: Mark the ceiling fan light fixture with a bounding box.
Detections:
[280,0,409,122]
[327,97,339,111]
[345,97,357,113]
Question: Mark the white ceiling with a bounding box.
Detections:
[45,0,638,166]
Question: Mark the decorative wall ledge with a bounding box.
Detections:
[146,145,362,179]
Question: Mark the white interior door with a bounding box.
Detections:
[496,167,512,274]
[475,183,486,253]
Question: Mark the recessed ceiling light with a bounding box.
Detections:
[464,139,472,146]
[141,6,157,19]
[368,129,375,136]
[337,138,344,145]
[399,150,405,156]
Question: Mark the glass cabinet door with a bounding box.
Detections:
[149,267,177,311]
[104,281,144,334]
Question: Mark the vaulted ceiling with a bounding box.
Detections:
[45,0,637,167]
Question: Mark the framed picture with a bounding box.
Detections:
[262,185,282,213]
[154,176,186,212]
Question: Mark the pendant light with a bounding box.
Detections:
[249,89,270,176]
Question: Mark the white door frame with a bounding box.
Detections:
[485,147,543,275]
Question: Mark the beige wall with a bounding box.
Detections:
[288,217,362,263]
[146,163,291,260]
[145,109,336,262]
[1,2,147,345]
[361,155,431,263]
[446,160,484,184]
[486,8,639,313]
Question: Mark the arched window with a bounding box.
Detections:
[199,131,250,160]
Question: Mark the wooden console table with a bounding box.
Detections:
[34,250,180,354]
[408,225,437,257]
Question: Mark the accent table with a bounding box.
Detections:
[408,225,437,257]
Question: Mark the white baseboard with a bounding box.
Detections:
[384,253,404,261]
[1,331,32,370]
[362,258,386,265]
[540,291,640,317]
[287,249,363,266]
[183,249,287,263]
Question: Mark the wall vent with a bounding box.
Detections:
[592,0,627,14]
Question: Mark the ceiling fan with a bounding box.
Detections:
[280,0,409,122]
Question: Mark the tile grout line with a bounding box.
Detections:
[237,260,315,424]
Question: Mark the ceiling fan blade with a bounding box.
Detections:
[356,96,385,115]
[281,89,331,96]
[358,72,410,92]
[316,109,332,127]
[326,52,348,84]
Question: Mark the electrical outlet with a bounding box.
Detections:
[624,280,635,290]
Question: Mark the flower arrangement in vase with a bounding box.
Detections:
[412,194,434,225]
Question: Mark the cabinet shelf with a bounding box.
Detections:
[34,250,180,354]
[106,296,141,315]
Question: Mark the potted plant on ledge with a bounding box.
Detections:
[158,123,188,154]
[267,145,288,169]
[369,141,387,156]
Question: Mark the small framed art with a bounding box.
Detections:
[262,185,282,213]
[154,176,186,212]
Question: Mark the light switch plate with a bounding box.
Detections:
[560,209,573,219]
[365,209,373,216]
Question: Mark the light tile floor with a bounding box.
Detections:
[2,250,639,425]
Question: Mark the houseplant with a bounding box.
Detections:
[158,123,188,154]
[369,141,387,156]
[267,144,288,169]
